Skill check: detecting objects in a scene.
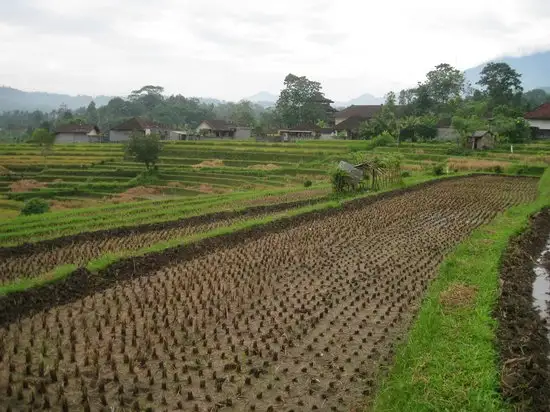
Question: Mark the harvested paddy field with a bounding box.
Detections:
[0,176,539,411]
[0,195,329,284]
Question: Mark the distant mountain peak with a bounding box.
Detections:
[465,50,550,91]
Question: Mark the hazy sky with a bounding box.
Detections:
[1,0,549,101]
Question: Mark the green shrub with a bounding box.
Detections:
[304,180,313,188]
[20,198,49,216]
[330,168,351,193]
[401,171,411,178]
[510,164,546,176]
[367,132,396,149]
[446,147,472,156]
[432,163,446,176]
[493,165,503,174]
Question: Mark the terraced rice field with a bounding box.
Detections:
[0,175,538,411]
[0,192,330,283]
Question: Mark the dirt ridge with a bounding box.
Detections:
[496,208,550,411]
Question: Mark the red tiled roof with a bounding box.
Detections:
[525,103,550,120]
[55,124,99,134]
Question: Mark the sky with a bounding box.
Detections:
[1,0,550,101]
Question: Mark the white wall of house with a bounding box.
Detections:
[109,130,134,142]
[234,127,251,139]
[319,132,336,140]
[527,119,550,130]
[436,127,460,142]
[54,133,90,143]
[196,122,211,133]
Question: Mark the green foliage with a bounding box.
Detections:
[125,132,162,170]
[330,168,352,193]
[432,163,446,176]
[451,115,487,141]
[492,116,531,143]
[303,180,313,188]
[276,73,332,127]
[360,103,399,140]
[31,128,55,146]
[368,132,396,148]
[229,100,256,126]
[401,170,411,178]
[523,88,550,111]
[509,164,546,176]
[493,165,503,174]
[21,198,50,216]
[399,115,438,142]
[477,62,523,107]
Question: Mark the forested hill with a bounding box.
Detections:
[0,87,113,112]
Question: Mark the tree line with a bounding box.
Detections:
[1,62,549,143]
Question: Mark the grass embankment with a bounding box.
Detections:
[0,173,448,296]
[373,168,550,412]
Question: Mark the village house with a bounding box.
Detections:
[468,130,495,150]
[278,125,318,141]
[196,120,251,139]
[54,124,101,143]
[333,105,383,138]
[435,119,460,142]
[109,117,169,142]
[334,105,382,126]
[525,103,550,139]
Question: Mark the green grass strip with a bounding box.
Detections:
[0,264,77,296]
[372,168,550,412]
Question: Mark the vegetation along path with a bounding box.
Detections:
[0,175,538,411]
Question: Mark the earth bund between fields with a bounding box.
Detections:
[497,208,550,412]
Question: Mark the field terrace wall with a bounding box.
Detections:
[0,174,538,327]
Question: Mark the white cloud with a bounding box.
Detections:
[1,0,549,101]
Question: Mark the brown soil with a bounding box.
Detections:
[439,283,478,308]
[0,196,334,283]
[9,179,48,192]
[192,159,224,168]
[50,199,97,211]
[0,175,539,412]
[496,208,550,412]
[248,163,281,171]
[115,186,163,201]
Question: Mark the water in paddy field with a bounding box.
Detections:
[533,233,550,342]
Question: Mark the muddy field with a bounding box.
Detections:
[0,176,539,411]
[497,208,550,412]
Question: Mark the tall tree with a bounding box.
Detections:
[477,62,523,107]
[230,100,256,126]
[424,63,465,107]
[86,101,98,124]
[523,89,550,111]
[126,132,162,170]
[129,85,165,111]
[276,74,331,127]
